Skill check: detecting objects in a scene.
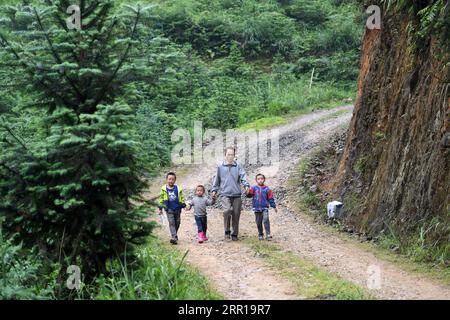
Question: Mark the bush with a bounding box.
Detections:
[151,0,357,59]
[236,11,299,58]
[284,0,331,27]
[0,233,57,299]
[294,49,360,82]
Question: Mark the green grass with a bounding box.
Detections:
[0,230,223,300]
[81,237,223,300]
[243,238,375,300]
[239,116,287,130]
[236,77,355,129]
[356,234,450,286]
[238,88,354,131]
[298,158,308,176]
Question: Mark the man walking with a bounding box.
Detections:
[211,147,250,241]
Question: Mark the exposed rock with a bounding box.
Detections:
[332,2,449,249]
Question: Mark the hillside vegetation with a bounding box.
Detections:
[0,0,363,299]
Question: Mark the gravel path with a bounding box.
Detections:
[145,105,450,300]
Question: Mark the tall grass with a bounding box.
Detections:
[378,218,450,267]
[0,231,222,300]
[81,238,223,300]
[238,77,355,126]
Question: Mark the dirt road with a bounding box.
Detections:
[145,105,450,300]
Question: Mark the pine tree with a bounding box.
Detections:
[0,0,155,280]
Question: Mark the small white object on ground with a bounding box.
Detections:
[327,201,343,218]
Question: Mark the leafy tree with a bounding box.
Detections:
[0,0,154,281]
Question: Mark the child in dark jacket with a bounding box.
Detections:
[246,173,278,240]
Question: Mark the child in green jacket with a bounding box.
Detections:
[158,172,186,244]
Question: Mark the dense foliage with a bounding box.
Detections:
[0,0,365,298]
[0,0,155,282]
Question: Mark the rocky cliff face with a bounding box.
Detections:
[333,2,449,255]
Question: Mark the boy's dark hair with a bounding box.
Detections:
[166,172,176,179]
[256,173,266,180]
[224,147,235,155]
[196,185,206,192]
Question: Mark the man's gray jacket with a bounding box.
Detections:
[211,161,250,197]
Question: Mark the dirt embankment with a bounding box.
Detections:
[332,5,449,250]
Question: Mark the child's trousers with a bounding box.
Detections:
[167,209,181,239]
[254,209,270,236]
[195,215,207,233]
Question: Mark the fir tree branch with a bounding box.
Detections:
[0,33,77,109]
[44,0,81,65]
[92,7,142,108]
[85,2,110,30]
[0,161,25,183]
[44,0,69,32]
[0,120,31,154]
[33,7,85,102]
[83,0,101,19]
[92,18,118,68]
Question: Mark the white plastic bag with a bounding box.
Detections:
[327,201,343,218]
[159,213,168,225]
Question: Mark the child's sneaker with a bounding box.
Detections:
[198,232,204,244]
[258,235,264,241]
[224,231,231,240]
[202,232,208,241]
[266,234,273,241]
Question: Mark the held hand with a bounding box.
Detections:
[245,186,250,194]
[212,191,217,199]
[157,208,163,215]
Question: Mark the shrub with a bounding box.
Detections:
[0,232,57,299]
[284,0,331,27]
[236,11,299,58]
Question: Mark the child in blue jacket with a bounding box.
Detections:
[246,173,278,240]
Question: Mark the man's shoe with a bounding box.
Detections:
[258,235,264,241]
[231,235,238,241]
[170,239,178,245]
[225,232,231,240]
[266,235,273,241]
